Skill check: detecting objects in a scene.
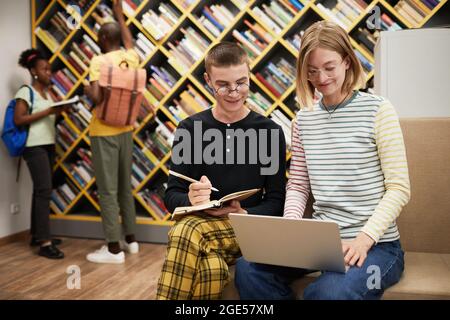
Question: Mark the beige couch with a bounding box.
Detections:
[223,118,450,300]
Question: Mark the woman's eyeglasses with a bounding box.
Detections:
[307,59,345,80]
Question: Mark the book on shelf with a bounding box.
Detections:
[269,109,292,150]
[173,0,197,10]
[123,0,142,16]
[232,30,263,59]
[255,57,296,97]
[252,6,282,34]
[395,0,431,26]
[286,30,304,52]
[166,85,210,120]
[77,148,93,166]
[172,188,261,220]
[230,0,247,10]
[138,189,168,219]
[165,25,212,74]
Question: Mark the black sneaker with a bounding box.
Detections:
[30,238,62,247]
[38,244,64,259]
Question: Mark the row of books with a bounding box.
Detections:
[134,32,157,62]
[269,108,293,150]
[255,57,297,98]
[354,48,374,73]
[147,64,179,102]
[141,129,172,161]
[56,119,79,152]
[131,145,156,189]
[136,98,156,124]
[231,19,273,60]
[315,0,368,30]
[394,0,438,26]
[48,67,78,101]
[141,117,176,159]
[64,157,95,188]
[138,188,168,219]
[286,29,304,52]
[35,9,78,53]
[122,0,143,17]
[197,3,236,38]
[252,0,305,34]
[50,180,80,214]
[166,27,211,74]
[173,0,196,10]
[68,96,94,132]
[355,12,403,57]
[246,90,274,115]
[63,34,101,76]
[377,12,403,31]
[230,0,248,10]
[166,84,210,122]
[156,117,176,147]
[140,2,181,41]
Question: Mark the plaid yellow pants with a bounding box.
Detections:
[156,214,241,300]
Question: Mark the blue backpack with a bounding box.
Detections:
[1,85,34,157]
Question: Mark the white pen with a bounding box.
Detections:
[168,170,219,192]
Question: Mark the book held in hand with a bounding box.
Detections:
[172,188,261,220]
[50,95,81,108]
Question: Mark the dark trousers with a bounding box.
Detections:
[23,144,55,241]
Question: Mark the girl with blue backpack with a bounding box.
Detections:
[14,49,67,259]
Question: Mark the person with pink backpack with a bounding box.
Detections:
[84,0,145,264]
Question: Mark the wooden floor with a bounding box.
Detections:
[0,237,166,299]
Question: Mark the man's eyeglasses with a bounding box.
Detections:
[307,59,345,81]
[212,82,250,96]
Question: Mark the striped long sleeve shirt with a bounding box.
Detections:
[284,91,411,243]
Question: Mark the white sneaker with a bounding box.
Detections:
[119,240,139,254]
[86,245,125,264]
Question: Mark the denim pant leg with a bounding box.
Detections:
[303,240,405,300]
[235,257,311,300]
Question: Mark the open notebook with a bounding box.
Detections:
[172,188,261,220]
[50,95,80,108]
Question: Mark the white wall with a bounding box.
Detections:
[374,29,450,118]
[0,1,33,238]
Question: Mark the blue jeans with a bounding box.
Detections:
[235,240,404,300]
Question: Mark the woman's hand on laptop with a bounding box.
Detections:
[342,232,375,268]
[205,200,247,217]
[188,176,212,206]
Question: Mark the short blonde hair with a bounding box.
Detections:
[296,21,366,110]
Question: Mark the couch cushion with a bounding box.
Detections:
[223,252,450,300]
[383,252,450,299]
[396,119,450,254]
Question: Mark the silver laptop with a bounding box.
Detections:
[229,214,346,273]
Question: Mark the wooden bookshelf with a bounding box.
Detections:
[31,0,448,239]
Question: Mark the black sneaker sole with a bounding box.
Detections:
[30,239,63,247]
[38,252,65,259]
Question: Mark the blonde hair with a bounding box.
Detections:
[296,21,366,110]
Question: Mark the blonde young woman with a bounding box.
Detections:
[235,21,411,300]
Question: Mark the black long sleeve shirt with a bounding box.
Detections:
[164,109,286,217]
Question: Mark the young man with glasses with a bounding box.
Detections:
[156,42,287,300]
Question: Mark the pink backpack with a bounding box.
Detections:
[97,58,146,126]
